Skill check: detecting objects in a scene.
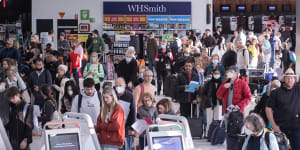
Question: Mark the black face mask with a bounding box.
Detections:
[36,68,42,71]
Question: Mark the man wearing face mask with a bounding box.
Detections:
[204,54,225,79]
[217,65,251,149]
[117,47,138,89]
[115,77,136,150]
[29,58,52,109]
[155,40,173,96]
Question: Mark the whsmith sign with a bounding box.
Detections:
[103,2,191,15]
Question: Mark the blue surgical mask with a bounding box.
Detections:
[206,77,212,81]
[139,73,143,79]
[213,60,219,64]
[0,85,3,91]
[161,45,166,49]
[125,57,132,63]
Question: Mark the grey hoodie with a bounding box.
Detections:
[71,89,101,124]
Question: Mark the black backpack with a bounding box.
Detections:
[243,49,252,65]
[77,91,102,113]
[210,121,226,145]
[265,131,291,150]
[227,111,244,136]
[207,120,222,142]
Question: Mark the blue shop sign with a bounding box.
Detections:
[147,16,169,23]
[103,2,191,15]
[169,16,191,24]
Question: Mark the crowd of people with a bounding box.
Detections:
[0,24,298,150]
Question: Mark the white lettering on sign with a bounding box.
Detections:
[128,4,167,13]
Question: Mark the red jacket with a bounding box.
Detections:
[94,104,125,146]
[68,52,81,74]
[216,78,252,114]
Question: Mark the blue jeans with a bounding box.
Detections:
[226,135,238,150]
[282,129,300,150]
[125,136,133,150]
[148,58,155,72]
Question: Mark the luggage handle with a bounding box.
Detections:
[190,103,200,119]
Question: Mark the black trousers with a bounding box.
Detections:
[180,103,192,118]
[156,68,167,95]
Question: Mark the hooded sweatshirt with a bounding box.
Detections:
[71,89,101,124]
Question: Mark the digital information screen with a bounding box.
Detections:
[48,133,80,150]
[152,136,183,150]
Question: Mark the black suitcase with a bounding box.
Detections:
[163,75,177,99]
[187,103,203,138]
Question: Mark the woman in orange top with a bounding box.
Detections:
[95,87,125,149]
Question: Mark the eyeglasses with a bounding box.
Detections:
[144,75,153,77]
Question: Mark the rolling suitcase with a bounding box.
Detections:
[187,103,203,138]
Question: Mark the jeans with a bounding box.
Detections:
[226,135,238,150]
[72,68,79,87]
[125,136,133,150]
[139,135,147,150]
[282,129,300,150]
[148,58,155,72]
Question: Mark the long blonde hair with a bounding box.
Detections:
[101,87,119,121]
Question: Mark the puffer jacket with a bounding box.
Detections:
[216,78,252,114]
[94,104,125,146]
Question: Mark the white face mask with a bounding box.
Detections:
[68,90,73,96]
[227,72,234,79]
[244,127,253,135]
[116,86,125,94]
[213,74,221,79]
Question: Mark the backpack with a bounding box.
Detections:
[210,121,226,145]
[243,49,252,65]
[265,130,291,150]
[289,51,296,63]
[227,111,244,136]
[207,120,222,142]
[77,91,102,113]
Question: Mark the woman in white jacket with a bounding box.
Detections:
[212,37,226,60]
[52,64,69,113]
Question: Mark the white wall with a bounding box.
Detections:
[32,0,103,49]
[32,0,212,48]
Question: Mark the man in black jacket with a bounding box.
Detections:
[266,68,300,150]
[201,29,216,56]
[117,47,138,89]
[129,31,140,58]
[29,58,52,108]
[176,59,199,117]
[6,87,34,150]
[115,77,136,150]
